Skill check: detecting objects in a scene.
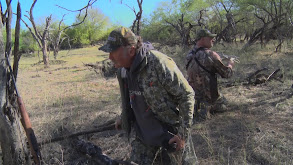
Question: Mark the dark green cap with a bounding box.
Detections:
[195,29,217,41]
[99,27,137,52]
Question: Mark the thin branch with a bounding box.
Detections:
[56,0,97,13]
[234,18,245,24]
[254,13,266,24]
[63,11,88,30]
[57,0,98,31]
[0,2,4,24]
[59,14,66,31]
[29,0,42,41]
[125,4,136,15]
[2,0,12,18]
[227,1,234,12]
[220,1,229,13]
[42,15,52,41]
[39,118,116,145]
[20,18,42,48]
[266,68,281,82]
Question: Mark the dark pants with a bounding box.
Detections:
[193,95,228,123]
[130,135,198,165]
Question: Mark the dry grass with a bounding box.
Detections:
[2,43,293,164]
[16,46,126,164]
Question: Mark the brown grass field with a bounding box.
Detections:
[2,42,292,164]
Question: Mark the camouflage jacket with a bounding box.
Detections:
[117,49,195,140]
[186,46,233,103]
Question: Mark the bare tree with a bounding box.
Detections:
[242,0,291,51]
[48,15,68,59]
[21,0,51,67]
[0,1,102,164]
[13,2,21,80]
[215,1,244,43]
[165,10,206,46]
[0,1,32,164]
[49,0,98,59]
[126,0,143,35]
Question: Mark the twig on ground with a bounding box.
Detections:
[266,68,281,82]
[39,119,116,145]
[247,67,268,84]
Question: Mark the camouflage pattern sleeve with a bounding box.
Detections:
[154,52,195,140]
[208,51,233,78]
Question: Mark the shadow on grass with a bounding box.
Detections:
[192,83,293,165]
[35,93,124,164]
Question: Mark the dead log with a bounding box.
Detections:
[247,67,268,84]
[247,68,284,85]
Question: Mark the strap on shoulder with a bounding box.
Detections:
[186,47,205,69]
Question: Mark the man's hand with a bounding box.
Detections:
[168,134,185,151]
[227,58,235,69]
[115,117,122,130]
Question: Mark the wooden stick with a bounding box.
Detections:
[39,119,116,145]
[247,67,268,83]
[266,68,281,82]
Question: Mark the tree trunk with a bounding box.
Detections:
[0,14,31,165]
[42,41,49,66]
[275,38,283,52]
[181,32,190,47]
[242,28,264,50]
[5,0,12,55]
[37,50,40,62]
[53,31,62,59]
[13,2,21,81]
[53,48,58,59]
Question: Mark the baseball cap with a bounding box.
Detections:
[99,27,137,53]
[195,29,217,41]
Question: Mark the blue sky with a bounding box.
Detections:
[1,0,170,28]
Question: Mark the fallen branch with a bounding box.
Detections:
[266,68,281,82]
[247,67,268,84]
[39,119,116,145]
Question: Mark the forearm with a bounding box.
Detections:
[178,92,194,140]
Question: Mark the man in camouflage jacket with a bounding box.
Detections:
[186,29,234,121]
[99,27,197,165]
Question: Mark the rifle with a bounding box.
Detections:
[6,54,42,165]
[219,53,240,63]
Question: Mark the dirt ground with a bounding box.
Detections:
[1,44,292,165]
